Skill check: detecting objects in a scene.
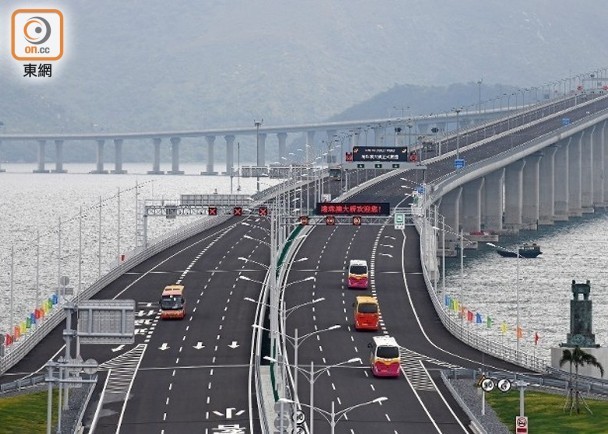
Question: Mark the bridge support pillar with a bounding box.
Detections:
[482,169,504,232]
[112,139,127,174]
[461,178,484,234]
[600,120,608,206]
[224,135,235,175]
[168,137,184,175]
[52,140,67,173]
[326,129,337,161]
[373,126,383,146]
[539,145,558,224]
[257,132,267,168]
[568,132,583,217]
[202,136,217,175]
[554,138,570,220]
[33,140,49,173]
[350,129,360,150]
[277,132,287,168]
[439,187,462,245]
[592,123,605,207]
[306,131,315,163]
[521,153,543,230]
[503,159,526,233]
[580,126,595,213]
[148,138,164,174]
[92,139,109,174]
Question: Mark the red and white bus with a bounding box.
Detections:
[347,259,369,289]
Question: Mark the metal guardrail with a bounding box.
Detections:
[0,374,45,393]
[0,215,231,375]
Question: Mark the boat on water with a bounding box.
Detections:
[496,243,542,258]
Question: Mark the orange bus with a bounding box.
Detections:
[347,259,369,289]
[353,296,379,331]
[368,336,400,377]
[159,284,186,319]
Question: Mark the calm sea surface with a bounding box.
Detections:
[1,162,606,362]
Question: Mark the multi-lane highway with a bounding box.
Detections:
[2,92,608,433]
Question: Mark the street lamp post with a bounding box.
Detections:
[268,357,360,433]
[453,108,462,160]
[477,79,483,113]
[254,119,263,192]
[280,396,387,434]
[255,323,340,403]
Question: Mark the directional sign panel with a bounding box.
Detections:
[351,146,409,162]
[316,202,390,216]
[77,299,135,345]
[394,212,405,230]
[454,158,465,169]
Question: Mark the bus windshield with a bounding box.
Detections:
[160,295,184,310]
[377,346,399,359]
[350,265,367,275]
[358,303,378,314]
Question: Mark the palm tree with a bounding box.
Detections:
[559,346,605,414]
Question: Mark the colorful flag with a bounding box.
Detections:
[516,326,523,340]
[475,312,483,324]
[5,333,13,346]
[486,315,493,328]
[534,332,540,345]
[467,310,474,322]
[500,321,508,335]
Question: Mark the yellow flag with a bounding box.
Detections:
[500,321,508,335]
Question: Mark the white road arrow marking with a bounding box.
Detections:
[212,408,246,419]
[380,244,394,248]
[193,342,205,350]
[228,341,239,349]
[379,253,393,258]
[159,343,170,351]
[111,344,125,352]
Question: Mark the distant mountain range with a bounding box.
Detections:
[0,0,605,161]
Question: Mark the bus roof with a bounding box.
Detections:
[372,335,398,347]
[356,295,378,304]
[349,259,367,267]
[162,284,184,295]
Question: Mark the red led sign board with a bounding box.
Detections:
[351,146,409,162]
[316,203,390,216]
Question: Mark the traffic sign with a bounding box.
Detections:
[325,216,336,225]
[352,146,409,162]
[515,415,528,433]
[562,117,570,126]
[498,378,512,392]
[258,206,268,216]
[299,215,309,226]
[454,158,465,169]
[293,410,305,424]
[233,206,243,216]
[416,185,425,195]
[481,378,495,392]
[208,207,218,216]
[394,212,405,230]
[352,216,362,226]
[374,163,382,169]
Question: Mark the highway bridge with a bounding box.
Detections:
[2,88,608,433]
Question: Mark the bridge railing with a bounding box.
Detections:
[414,206,549,373]
[0,214,231,375]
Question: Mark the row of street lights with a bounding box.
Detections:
[241,208,389,431]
